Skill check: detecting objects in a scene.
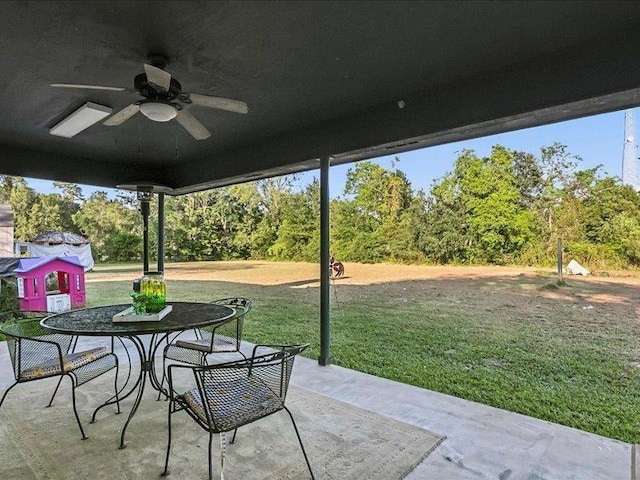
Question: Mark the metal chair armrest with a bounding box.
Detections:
[17,335,66,368]
[251,343,307,358]
[166,363,200,400]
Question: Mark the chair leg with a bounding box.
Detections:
[157,357,167,401]
[284,406,315,480]
[113,356,121,414]
[110,338,121,413]
[157,349,170,401]
[0,382,18,408]
[230,428,238,444]
[208,433,214,480]
[219,431,226,480]
[46,376,65,407]
[69,375,88,440]
[162,400,173,476]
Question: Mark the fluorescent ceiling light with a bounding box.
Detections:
[49,102,112,138]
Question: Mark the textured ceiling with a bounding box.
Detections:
[2,1,640,194]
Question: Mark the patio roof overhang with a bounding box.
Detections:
[1,1,640,194]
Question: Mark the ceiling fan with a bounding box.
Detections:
[51,57,249,140]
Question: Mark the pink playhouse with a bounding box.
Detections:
[14,256,86,312]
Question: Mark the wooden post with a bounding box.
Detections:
[557,238,563,282]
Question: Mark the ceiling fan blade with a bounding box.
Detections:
[144,63,172,92]
[104,104,140,126]
[51,83,126,91]
[188,93,249,114]
[175,109,211,140]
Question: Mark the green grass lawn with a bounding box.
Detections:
[69,264,640,443]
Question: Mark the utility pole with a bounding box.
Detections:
[623,109,638,189]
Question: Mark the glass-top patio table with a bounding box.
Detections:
[41,302,235,448]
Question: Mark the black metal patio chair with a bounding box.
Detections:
[162,343,314,480]
[0,311,120,440]
[0,310,82,406]
[167,297,252,361]
[157,298,252,397]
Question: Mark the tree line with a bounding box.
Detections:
[3,142,640,269]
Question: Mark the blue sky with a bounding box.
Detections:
[27,108,629,199]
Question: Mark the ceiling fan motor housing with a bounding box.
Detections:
[134,73,183,100]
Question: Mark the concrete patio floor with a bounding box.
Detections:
[0,336,632,480]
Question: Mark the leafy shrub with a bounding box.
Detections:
[564,241,624,270]
[0,277,19,340]
[0,278,18,312]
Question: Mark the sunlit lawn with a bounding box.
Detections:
[67,263,640,443]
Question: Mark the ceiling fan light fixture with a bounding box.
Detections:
[139,102,177,122]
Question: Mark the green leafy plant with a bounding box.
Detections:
[0,278,19,313]
[129,291,148,315]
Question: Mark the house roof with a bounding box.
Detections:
[32,232,89,246]
[1,1,640,194]
[13,256,84,273]
[0,258,20,277]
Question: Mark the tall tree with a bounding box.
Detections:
[423,147,534,264]
[51,181,84,234]
[0,175,27,203]
[53,181,84,203]
[28,194,65,234]
[164,184,263,261]
[332,161,416,262]
[421,174,472,263]
[579,175,640,265]
[9,181,39,241]
[531,143,581,241]
[252,176,297,258]
[72,192,141,261]
[269,180,320,261]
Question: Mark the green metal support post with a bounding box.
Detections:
[319,156,331,366]
[158,193,165,273]
[136,186,154,274]
[140,198,150,273]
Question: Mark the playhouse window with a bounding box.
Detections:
[45,272,60,294]
[17,277,24,298]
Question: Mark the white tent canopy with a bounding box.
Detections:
[566,259,590,276]
[18,231,94,271]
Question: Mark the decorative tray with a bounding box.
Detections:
[112,305,173,323]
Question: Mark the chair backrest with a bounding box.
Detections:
[0,312,72,380]
[188,343,308,433]
[205,297,253,351]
